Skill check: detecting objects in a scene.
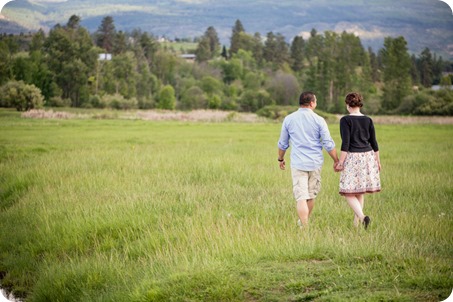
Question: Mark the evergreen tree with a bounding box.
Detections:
[221,45,228,59]
[204,26,220,57]
[229,19,245,55]
[263,32,277,63]
[96,16,116,53]
[290,36,305,72]
[410,54,420,85]
[140,32,159,65]
[66,15,81,30]
[263,32,289,68]
[195,37,211,62]
[368,47,380,82]
[418,47,433,88]
[432,54,445,85]
[381,36,412,111]
[113,30,127,55]
[252,32,263,65]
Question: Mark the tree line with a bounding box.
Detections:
[1,16,452,115]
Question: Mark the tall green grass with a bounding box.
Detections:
[0,111,452,301]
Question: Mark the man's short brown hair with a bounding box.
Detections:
[299,91,316,106]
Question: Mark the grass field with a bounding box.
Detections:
[0,109,452,301]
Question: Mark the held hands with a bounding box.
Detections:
[334,161,344,172]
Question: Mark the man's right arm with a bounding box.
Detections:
[277,120,289,170]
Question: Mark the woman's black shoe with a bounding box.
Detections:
[363,216,371,229]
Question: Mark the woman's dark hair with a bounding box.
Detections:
[299,91,316,106]
[345,92,363,108]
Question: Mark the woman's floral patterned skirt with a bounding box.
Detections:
[339,151,381,195]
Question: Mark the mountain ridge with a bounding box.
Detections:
[1,0,453,58]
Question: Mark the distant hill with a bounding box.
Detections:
[1,0,453,59]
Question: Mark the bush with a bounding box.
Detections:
[158,85,176,110]
[257,105,338,122]
[238,89,273,112]
[0,80,44,111]
[256,105,297,120]
[397,89,453,116]
[46,96,71,108]
[137,97,155,109]
[101,94,138,110]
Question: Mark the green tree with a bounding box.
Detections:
[180,86,207,110]
[200,76,223,96]
[0,36,18,85]
[44,15,96,106]
[220,58,243,84]
[381,36,412,111]
[195,37,211,62]
[158,85,176,110]
[140,32,159,65]
[252,32,264,65]
[112,52,138,99]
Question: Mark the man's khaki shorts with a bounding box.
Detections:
[291,168,322,202]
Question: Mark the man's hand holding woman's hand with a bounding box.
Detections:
[334,161,344,172]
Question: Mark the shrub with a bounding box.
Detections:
[158,85,176,110]
[257,105,337,122]
[180,86,207,110]
[101,94,138,110]
[46,96,71,108]
[256,105,297,120]
[0,80,44,111]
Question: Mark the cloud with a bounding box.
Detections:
[297,22,389,41]
[334,22,389,40]
[173,0,208,3]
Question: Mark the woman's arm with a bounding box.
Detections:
[374,150,381,171]
[336,151,348,171]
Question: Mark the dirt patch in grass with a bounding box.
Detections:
[20,109,453,124]
[21,109,266,123]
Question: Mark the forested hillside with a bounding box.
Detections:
[2,0,453,58]
[1,15,452,116]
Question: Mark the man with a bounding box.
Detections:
[277,91,339,228]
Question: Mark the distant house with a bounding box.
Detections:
[432,85,453,91]
[180,54,196,62]
[98,53,112,61]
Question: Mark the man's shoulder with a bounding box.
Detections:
[283,110,300,122]
[310,110,328,125]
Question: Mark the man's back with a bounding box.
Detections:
[278,108,335,171]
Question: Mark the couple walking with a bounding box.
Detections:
[277,91,381,229]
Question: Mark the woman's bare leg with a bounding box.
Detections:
[346,195,365,224]
[353,194,365,226]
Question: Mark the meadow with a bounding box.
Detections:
[0,109,452,301]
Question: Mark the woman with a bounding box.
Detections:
[336,92,381,229]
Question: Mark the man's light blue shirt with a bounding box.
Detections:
[278,108,335,171]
